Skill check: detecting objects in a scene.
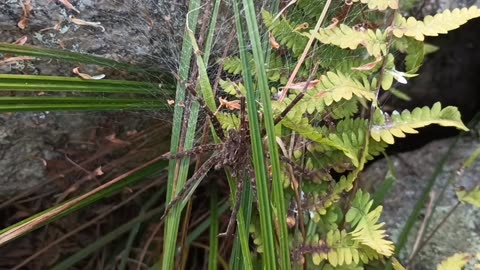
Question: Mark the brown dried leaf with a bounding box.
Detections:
[269,32,280,49]
[39,21,63,32]
[58,0,80,13]
[70,16,105,32]
[14,35,28,45]
[18,0,32,29]
[93,166,104,176]
[288,79,320,90]
[17,17,28,30]
[105,134,131,146]
[294,22,309,31]
[73,67,106,80]
[351,55,383,71]
[0,56,34,66]
[219,97,241,110]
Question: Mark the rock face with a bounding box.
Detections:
[0,1,190,196]
[361,135,480,269]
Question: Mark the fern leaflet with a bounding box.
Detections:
[437,253,471,270]
[352,0,399,10]
[346,190,395,256]
[371,102,468,144]
[392,6,480,41]
[310,25,388,56]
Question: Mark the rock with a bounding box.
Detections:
[360,135,480,269]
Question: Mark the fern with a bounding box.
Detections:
[392,6,480,41]
[352,0,399,11]
[310,25,388,56]
[279,71,374,119]
[371,102,469,144]
[346,190,395,256]
[437,253,471,270]
[262,10,308,56]
[456,186,480,208]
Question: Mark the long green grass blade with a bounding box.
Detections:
[0,74,174,94]
[242,0,290,268]
[0,97,167,111]
[0,43,172,78]
[161,0,201,268]
[233,0,277,268]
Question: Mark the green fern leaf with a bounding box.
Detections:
[456,186,480,208]
[311,25,387,56]
[437,253,471,270]
[293,71,374,115]
[346,190,395,256]
[371,102,468,144]
[352,0,398,10]
[311,229,363,266]
[392,6,480,41]
[262,10,308,56]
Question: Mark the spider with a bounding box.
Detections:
[158,73,323,237]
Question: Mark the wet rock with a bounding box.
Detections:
[361,135,480,269]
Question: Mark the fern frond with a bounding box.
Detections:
[262,10,308,56]
[346,190,395,256]
[287,71,373,117]
[371,102,469,144]
[311,229,362,266]
[456,186,480,208]
[311,25,388,56]
[352,0,398,10]
[437,253,471,270]
[392,6,480,41]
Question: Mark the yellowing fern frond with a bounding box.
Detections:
[291,71,373,115]
[352,0,398,10]
[371,102,469,144]
[437,253,471,270]
[311,25,387,56]
[456,186,480,208]
[346,190,394,256]
[392,6,480,41]
[312,230,363,266]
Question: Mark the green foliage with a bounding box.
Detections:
[352,0,399,10]
[392,6,480,41]
[2,0,477,268]
[346,190,394,256]
[310,25,388,56]
[237,0,475,269]
[436,253,471,270]
[302,191,395,267]
[262,10,309,56]
[371,102,468,144]
[456,186,480,208]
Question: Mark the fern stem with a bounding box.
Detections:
[278,0,332,101]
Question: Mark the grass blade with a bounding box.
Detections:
[241,0,291,268]
[0,159,167,245]
[0,74,174,94]
[161,0,201,268]
[0,43,172,78]
[233,0,278,268]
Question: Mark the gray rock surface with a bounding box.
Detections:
[361,135,480,269]
[0,1,190,197]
